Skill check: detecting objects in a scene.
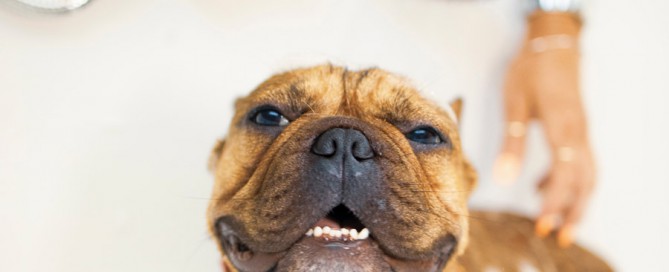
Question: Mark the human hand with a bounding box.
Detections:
[493,11,596,248]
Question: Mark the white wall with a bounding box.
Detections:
[0,0,667,271]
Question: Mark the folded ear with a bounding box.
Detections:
[462,157,478,195]
[449,97,463,121]
[208,139,226,172]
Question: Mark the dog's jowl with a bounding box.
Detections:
[207,65,611,272]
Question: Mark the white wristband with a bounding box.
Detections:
[532,0,582,13]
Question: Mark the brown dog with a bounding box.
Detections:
[207,65,612,272]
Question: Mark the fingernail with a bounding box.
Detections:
[558,226,574,248]
[493,154,520,185]
[535,215,555,238]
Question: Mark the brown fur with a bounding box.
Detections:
[207,65,611,271]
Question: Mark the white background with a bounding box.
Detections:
[1,0,667,271]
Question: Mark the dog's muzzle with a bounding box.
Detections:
[214,118,458,272]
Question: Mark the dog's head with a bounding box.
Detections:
[207,65,477,271]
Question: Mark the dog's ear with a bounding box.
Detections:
[449,98,475,191]
[462,157,478,194]
[449,97,463,121]
[208,139,226,172]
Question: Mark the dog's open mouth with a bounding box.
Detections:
[217,203,455,271]
[266,204,392,271]
[216,203,396,271]
[305,204,370,242]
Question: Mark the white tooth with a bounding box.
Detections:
[314,226,323,237]
[341,228,350,236]
[323,226,331,235]
[349,229,358,240]
[333,230,342,238]
[358,228,369,240]
[306,229,314,236]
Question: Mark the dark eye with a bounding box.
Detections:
[252,109,289,126]
[406,127,443,144]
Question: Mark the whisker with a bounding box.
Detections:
[180,231,216,272]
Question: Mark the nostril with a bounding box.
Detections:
[351,141,374,160]
[312,128,345,157]
[349,131,374,161]
[312,136,337,157]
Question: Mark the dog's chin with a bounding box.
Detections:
[274,230,452,272]
[217,205,456,272]
[273,205,387,271]
[274,232,390,271]
[221,230,451,272]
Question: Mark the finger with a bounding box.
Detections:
[536,169,572,237]
[534,175,554,237]
[535,213,558,238]
[494,62,531,185]
[557,224,575,248]
[562,184,591,228]
[555,192,580,247]
[557,181,593,248]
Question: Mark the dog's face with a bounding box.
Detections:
[208,65,477,272]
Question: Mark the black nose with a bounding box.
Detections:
[312,128,374,161]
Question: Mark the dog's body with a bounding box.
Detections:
[456,212,610,271]
[207,65,611,271]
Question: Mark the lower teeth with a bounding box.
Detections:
[306,227,370,241]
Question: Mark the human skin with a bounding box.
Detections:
[494,11,596,247]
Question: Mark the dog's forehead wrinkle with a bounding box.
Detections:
[287,82,309,113]
[246,65,451,125]
[354,67,374,88]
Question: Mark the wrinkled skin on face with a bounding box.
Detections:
[207,65,477,272]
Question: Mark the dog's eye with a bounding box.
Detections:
[252,109,289,127]
[406,127,443,145]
